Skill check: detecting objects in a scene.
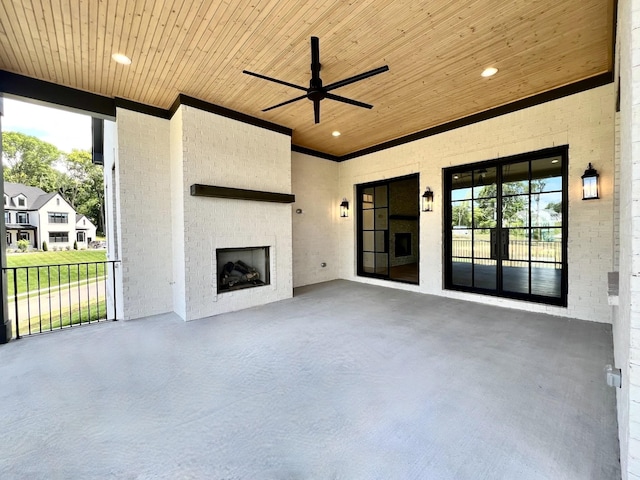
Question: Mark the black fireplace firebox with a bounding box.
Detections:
[216,246,270,292]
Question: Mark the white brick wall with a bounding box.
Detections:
[291,152,340,287]
[615,112,621,269]
[178,105,293,320]
[170,108,187,319]
[617,0,640,477]
[336,85,616,323]
[116,108,173,320]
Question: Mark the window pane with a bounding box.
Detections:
[363,252,375,273]
[375,231,386,253]
[531,192,562,227]
[452,230,472,258]
[502,261,530,294]
[451,258,472,287]
[451,171,473,201]
[502,195,529,228]
[502,161,529,194]
[452,200,472,228]
[374,185,387,207]
[531,262,562,297]
[363,210,374,230]
[531,157,562,192]
[531,228,562,262]
[474,259,496,290]
[363,231,374,251]
[473,198,496,228]
[507,229,529,261]
[375,253,388,275]
[362,188,374,209]
[473,229,492,259]
[473,167,497,199]
[374,208,388,230]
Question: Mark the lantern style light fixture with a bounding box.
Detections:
[581,163,600,200]
[340,198,349,217]
[422,188,434,212]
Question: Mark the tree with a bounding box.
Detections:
[2,132,62,191]
[2,132,105,235]
[452,202,471,228]
[474,182,527,228]
[58,149,105,234]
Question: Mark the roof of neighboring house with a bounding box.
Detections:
[3,182,47,209]
[75,213,97,230]
[29,192,58,210]
[3,183,67,211]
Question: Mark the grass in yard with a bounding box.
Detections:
[7,250,107,267]
[16,300,108,336]
[5,250,109,296]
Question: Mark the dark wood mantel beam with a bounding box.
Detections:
[190,184,295,204]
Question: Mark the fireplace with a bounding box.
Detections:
[216,246,270,293]
[395,233,412,257]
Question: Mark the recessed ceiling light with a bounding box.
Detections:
[112,53,132,65]
[481,67,498,78]
[453,175,459,179]
[332,131,341,137]
[551,159,559,164]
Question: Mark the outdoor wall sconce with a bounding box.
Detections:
[581,163,600,200]
[340,198,349,217]
[422,188,434,212]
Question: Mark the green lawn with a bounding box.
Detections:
[16,300,108,336]
[5,250,109,296]
[7,250,107,267]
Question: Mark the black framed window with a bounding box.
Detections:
[444,146,568,306]
[48,212,68,224]
[49,232,69,243]
[16,212,28,224]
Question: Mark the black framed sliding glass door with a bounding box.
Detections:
[444,146,568,306]
[357,174,419,284]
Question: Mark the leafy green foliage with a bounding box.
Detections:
[16,239,30,252]
[2,132,105,234]
[58,149,105,233]
[2,131,62,191]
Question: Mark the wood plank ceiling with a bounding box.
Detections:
[0,0,615,157]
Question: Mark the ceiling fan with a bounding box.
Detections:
[243,36,389,124]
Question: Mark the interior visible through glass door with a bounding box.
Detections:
[357,175,419,284]
[445,146,567,306]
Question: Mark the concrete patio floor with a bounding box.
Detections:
[0,280,620,479]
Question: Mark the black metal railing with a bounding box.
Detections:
[2,261,119,339]
[452,239,562,263]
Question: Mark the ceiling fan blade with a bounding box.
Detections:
[262,94,308,112]
[310,36,321,80]
[243,70,307,92]
[324,65,389,92]
[325,93,373,109]
[313,99,320,124]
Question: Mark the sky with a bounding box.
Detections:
[2,97,92,153]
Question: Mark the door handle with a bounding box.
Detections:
[501,230,510,259]
[490,229,498,260]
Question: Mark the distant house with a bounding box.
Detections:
[4,182,97,250]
